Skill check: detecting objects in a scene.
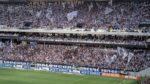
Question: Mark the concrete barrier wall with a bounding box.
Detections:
[137,68,150,77]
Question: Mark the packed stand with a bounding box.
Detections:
[0,1,149,30]
[0,41,149,71]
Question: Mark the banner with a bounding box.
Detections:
[67,11,78,21]
[2,63,13,68]
[80,67,99,72]
[88,3,93,12]
[125,75,140,80]
[102,73,125,78]
[15,64,23,69]
[22,64,31,69]
[128,52,134,63]
[80,71,101,76]
[102,73,140,80]
[101,69,121,74]
[104,7,113,15]
[36,11,42,18]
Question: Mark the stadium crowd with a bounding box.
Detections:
[0,1,149,30]
[0,41,149,71]
[0,0,149,73]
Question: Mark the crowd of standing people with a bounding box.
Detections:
[0,41,149,71]
[0,1,149,30]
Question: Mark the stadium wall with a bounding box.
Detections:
[137,68,150,77]
[0,60,140,80]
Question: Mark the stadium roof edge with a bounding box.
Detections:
[0,0,149,3]
[0,0,109,2]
